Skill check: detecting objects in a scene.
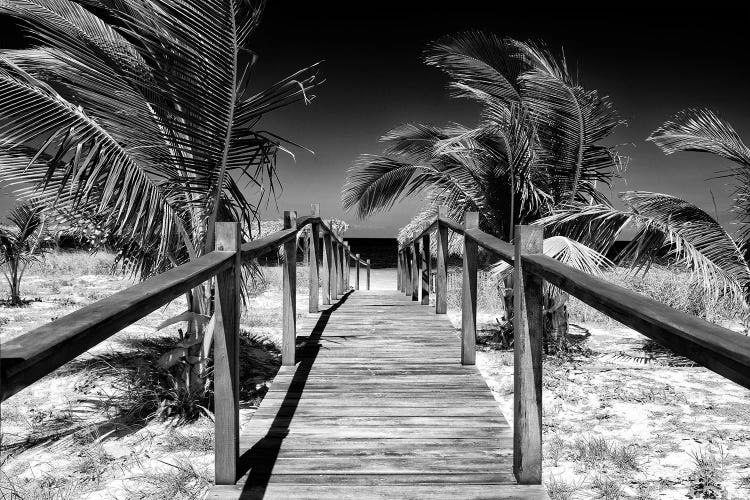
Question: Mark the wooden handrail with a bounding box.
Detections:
[1,250,235,401]
[396,207,750,485]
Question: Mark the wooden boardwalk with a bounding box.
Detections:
[209,290,549,499]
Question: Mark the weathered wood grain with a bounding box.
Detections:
[436,206,449,314]
[513,225,544,485]
[308,204,321,313]
[209,290,548,499]
[214,222,241,485]
[421,232,430,305]
[282,211,297,367]
[462,212,479,365]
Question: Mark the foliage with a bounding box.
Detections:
[0,0,320,418]
[0,0,320,278]
[543,108,750,311]
[0,200,52,305]
[344,31,624,243]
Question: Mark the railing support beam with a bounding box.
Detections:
[282,211,297,366]
[214,222,241,484]
[411,240,420,301]
[322,231,332,305]
[396,250,401,291]
[462,212,478,365]
[356,253,361,290]
[513,224,544,484]
[436,206,448,314]
[366,259,371,290]
[421,232,430,305]
[309,204,321,313]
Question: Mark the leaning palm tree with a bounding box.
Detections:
[343,31,623,340]
[542,108,750,316]
[0,201,51,305]
[0,0,320,416]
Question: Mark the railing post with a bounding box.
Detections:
[513,225,544,485]
[282,211,297,366]
[462,212,478,365]
[411,239,420,301]
[366,259,371,290]
[322,230,332,305]
[403,248,410,295]
[356,253,361,290]
[344,242,351,290]
[214,221,240,484]
[338,238,345,294]
[396,249,401,291]
[309,204,321,313]
[332,239,340,298]
[401,250,407,293]
[421,232,430,305]
[436,206,449,314]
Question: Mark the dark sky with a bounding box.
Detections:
[2,3,749,237]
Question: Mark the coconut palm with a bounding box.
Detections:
[344,31,623,341]
[343,31,624,241]
[0,201,52,305]
[0,0,320,417]
[542,108,750,313]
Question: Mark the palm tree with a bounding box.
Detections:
[542,108,750,315]
[0,201,51,305]
[343,31,623,341]
[0,0,320,415]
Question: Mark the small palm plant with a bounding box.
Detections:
[0,0,320,418]
[345,31,622,339]
[0,201,51,306]
[542,108,750,320]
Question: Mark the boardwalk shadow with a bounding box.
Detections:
[236,291,352,498]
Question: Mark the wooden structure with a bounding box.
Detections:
[397,208,750,484]
[4,203,750,498]
[210,290,548,498]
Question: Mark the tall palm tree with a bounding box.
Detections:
[0,201,51,305]
[0,0,320,412]
[542,108,750,313]
[343,31,624,241]
[343,31,622,342]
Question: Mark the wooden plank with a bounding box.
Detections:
[513,225,544,485]
[282,211,297,367]
[462,212,478,365]
[214,222,241,485]
[210,484,549,499]
[209,289,547,499]
[1,250,234,401]
[436,206,449,314]
[308,204,320,313]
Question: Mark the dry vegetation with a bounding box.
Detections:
[0,251,315,499]
[442,266,750,499]
[2,254,750,499]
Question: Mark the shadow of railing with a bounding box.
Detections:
[236,291,352,498]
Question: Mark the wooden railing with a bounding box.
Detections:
[397,206,750,485]
[0,202,359,485]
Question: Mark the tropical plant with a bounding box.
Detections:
[0,201,52,305]
[0,0,320,418]
[345,31,623,338]
[542,108,750,318]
